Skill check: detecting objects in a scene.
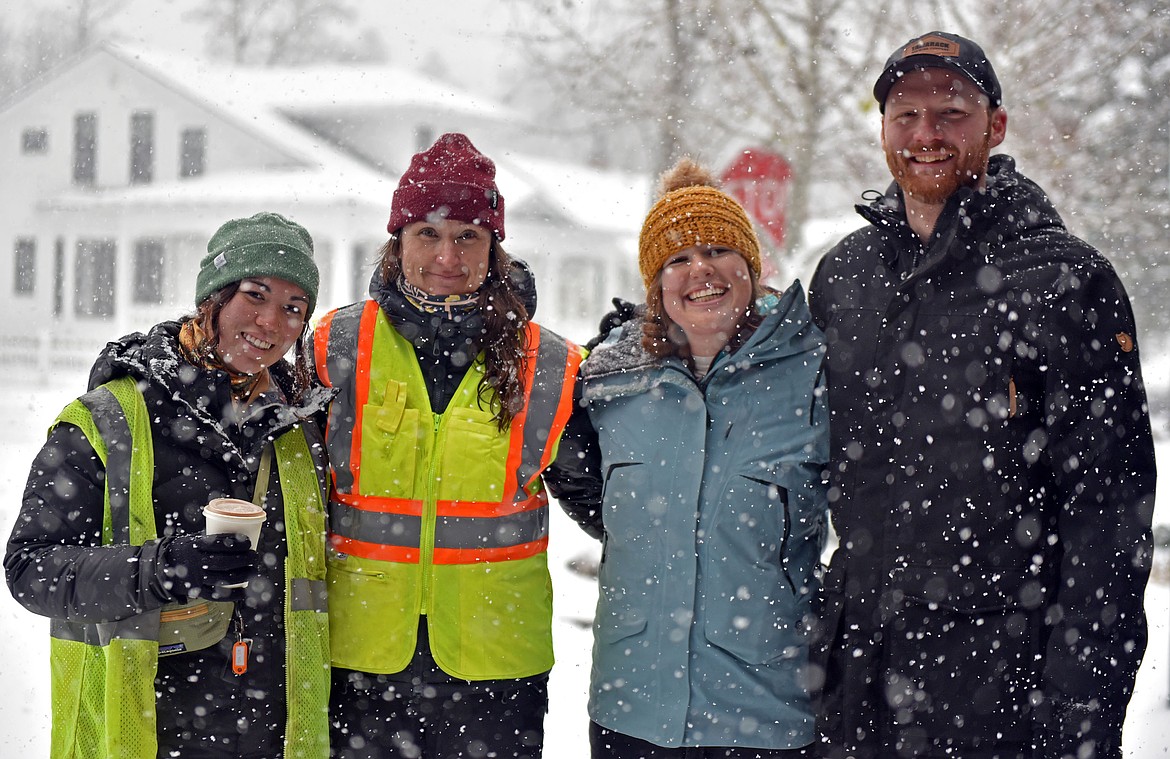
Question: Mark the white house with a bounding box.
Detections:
[0,42,647,378]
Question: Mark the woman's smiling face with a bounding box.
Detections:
[213,277,308,374]
[659,245,753,356]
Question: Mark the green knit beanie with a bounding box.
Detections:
[196,212,319,316]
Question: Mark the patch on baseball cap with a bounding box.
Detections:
[873,31,1003,112]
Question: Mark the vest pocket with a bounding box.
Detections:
[437,407,510,503]
[703,567,801,667]
[326,553,420,673]
[429,554,554,679]
[594,605,648,645]
[359,403,420,497]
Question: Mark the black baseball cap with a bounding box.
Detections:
[873,31,1003,112]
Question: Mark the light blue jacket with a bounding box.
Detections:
[581,282,828,749]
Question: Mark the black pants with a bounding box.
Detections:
[331,668,548,759]
[590,722,810,759]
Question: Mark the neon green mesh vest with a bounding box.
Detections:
[47,376,330,759]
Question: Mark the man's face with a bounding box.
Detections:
[881,68,1007,204]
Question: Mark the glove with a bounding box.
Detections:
[507,257,538,317]
[161,533,258,602]
[584,297,640,350]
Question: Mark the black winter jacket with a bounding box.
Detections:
[809,156,1155,759]
[5,321,332,759]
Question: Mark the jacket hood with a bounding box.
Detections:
[88,320,332,440]
[582,280,823,400]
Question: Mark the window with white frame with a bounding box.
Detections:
[132,238,165,304]
[74,239,116,317]
[415,125,435,153]
[14,238,35,294]
[130,111,154,184]
[351,240,380,301]
[53,239,64,317]
[73,113,96,185]
[180,127,206,178]
[21,128,48,154]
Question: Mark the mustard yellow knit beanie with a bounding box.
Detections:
[638,157,762,290]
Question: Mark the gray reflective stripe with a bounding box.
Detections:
[95,612,161,645]
[80,386,134,544]
[517,327,571,490]
[50,604,161,646]
[290,578,327,613]
[331,501,548,549]
[330,501,422,546]
[323,303,366,493]
[435,509,548,548]
[51,617,103,645]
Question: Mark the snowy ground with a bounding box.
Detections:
[0,377,1167,757]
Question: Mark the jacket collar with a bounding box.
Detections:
[582,281,822,400]
[856,155,1068,270]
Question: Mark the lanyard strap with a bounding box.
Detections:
[252,443,273,506]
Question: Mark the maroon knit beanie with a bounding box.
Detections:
[387,132,505,240]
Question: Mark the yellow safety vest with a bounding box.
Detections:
[46,376,330,759]
[315,300,582,679]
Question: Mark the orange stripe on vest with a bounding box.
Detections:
[333,489,548,518]
[330,534,548,564]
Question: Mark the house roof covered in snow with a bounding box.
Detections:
[125,47,522,120]
[3,41,650,237]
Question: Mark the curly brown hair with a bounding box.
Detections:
[377,236,531,430]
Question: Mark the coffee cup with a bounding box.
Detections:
[203,498,266,547]
[203,498,265,589]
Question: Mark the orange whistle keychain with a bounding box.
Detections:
[230,607,250,675]
[232,638,251,675]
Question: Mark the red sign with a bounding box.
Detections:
[720,148,792,247]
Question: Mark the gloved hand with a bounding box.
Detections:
[160,533,258,602]
[584,297,640,350]
[507,257,538,317]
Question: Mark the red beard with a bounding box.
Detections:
[885,131,992,204]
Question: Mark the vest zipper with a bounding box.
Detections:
[419,414,443,615]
